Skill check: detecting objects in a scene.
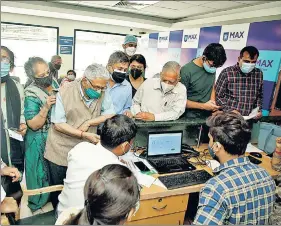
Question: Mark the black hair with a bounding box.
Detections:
[101,115,137,150]
[108,51,129,66]
[64,164,139,225]
[240,46,259,59]
[1,46,15,69]
[24,57,47,79]
[129,54,147,69]
[67,70,76,77]
[203,43,227,68]
[206,112,251,156]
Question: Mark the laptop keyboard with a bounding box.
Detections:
[158,170,213,190]
[151,158,184,168]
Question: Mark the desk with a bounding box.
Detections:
[127,144,279,225]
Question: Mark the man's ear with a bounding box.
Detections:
[215,142,222,150]
[122,44,126,49]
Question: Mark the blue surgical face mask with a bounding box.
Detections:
[85,88,101,100]
[208,144,216,158]
[203,62,216,74]
[1,62,10,77]
[240,62,255,74]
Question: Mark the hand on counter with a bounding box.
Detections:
[124,110,133,118]
[135,112,155,121]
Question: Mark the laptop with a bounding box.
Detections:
[146,131,196,174]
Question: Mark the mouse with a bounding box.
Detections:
[249,152,262,158]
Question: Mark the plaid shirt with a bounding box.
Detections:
[193,157,276,225]
[215,64,263,116]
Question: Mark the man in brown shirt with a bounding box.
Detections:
[44,63,115,208]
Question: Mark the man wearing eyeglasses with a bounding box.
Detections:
[215,46,263,119]
[131,61,187,121]
[44,63,115,209]
[180,43,227,118]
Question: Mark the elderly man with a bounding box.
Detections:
[122,35,138,59]
[49,55,62,80]
[131,61,186,121]
[107,51,133,116]
[44,63,115,208]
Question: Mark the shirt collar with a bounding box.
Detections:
[153,78,178,94]
[213,156,250,174]
[96,142,120,161]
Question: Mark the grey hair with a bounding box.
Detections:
[107,51,129,67]
[51,55,61,62]
[24,57,48,79]
[162,61,181,76]
[84,63,110,80]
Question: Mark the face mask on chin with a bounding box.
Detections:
[161,81,175,94]
[125,47,137,57]
[203,62,216,74]
[111,69,127,83]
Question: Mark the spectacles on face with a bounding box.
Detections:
[86,78,107,92]
[130,65,144,71]
[1,56,10,64]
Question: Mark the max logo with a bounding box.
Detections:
[256,59,273,68]
[184,34,197,42]
[223,31,244,41]
[159,36,168,42]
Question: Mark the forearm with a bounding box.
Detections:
[27,106,49,130]
[186,100,205,110]
[54,123,83,138]
[88,115,114,126]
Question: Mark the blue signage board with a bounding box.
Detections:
[59,36,73,46]
[60,46,72,54]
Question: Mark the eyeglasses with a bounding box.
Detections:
[86,78,107,92]
[130,65,144,70]
[1,56,10,63]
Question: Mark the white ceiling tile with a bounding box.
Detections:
[79,1,119,7]
[154,1,197,10]
[204,1,244,9]
[142,5,178,14]
[179,1,212,6]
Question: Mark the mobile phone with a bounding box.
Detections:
[248,156,262,165]
[134,161,150,172]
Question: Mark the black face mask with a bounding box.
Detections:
[34,74,53,88]
[130,68,143,80]
[54,64,61,70]
[111,71,126,83]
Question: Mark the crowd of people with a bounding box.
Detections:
[1,34,280,225]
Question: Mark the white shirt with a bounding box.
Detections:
[131,78,187,121]
[1,158,7,202]
[57,142,123,215]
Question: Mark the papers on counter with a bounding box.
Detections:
[243,107,259,120]
[246,143,263,153]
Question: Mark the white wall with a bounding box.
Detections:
[1,12,153,77]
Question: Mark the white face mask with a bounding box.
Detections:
[67,74,75,81]
[161,82,174,94]
[125,47,137,56]
[240,62,256,74]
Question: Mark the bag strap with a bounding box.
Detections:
[263,128,274,150]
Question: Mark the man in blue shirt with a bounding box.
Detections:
[106,51,132,117]
[194,112,276,225]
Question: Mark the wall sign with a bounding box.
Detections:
[60,46,72,54]
[59,36,73,46]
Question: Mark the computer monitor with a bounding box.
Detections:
[147,131,183,157]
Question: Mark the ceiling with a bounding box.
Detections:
[55,0,275,20]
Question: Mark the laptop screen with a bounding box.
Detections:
[148,132,182,156]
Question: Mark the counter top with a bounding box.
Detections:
[134,115,281,128]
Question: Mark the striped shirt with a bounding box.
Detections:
[215,64,263,116]
[194,157,276,225]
